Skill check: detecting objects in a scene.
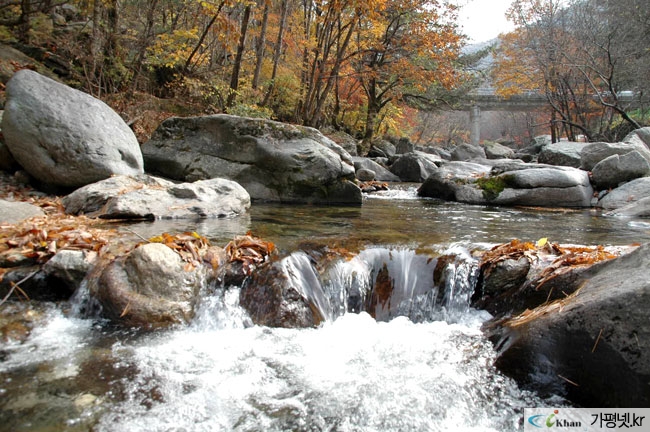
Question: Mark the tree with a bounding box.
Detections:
[494,0,650,142]
[352,0,462,143]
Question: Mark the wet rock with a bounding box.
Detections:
[63,174,250,220]
[0,199,44,223]
[596,177,650,209]
[89,243,206,328]
[2,70,143,188]
[142,114,361,205]
[351,157,400,182]
[605,196,650,218]
[240,253,323,328]
[0,266,70,301]
[389,152,440,182]
[43,250,97,293]
[0,302,50,343]
[538,141,586,167]
[489,243,650,407]
[451,143,486,161]
[590,151,650,190]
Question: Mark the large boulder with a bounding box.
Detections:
[538,141,586,167]
[580,141,650,171]
[88,243,205,328]
[389,152,440,182]
[419,163,593,208]
[1,70,143,188]
[62,174,250,219]
[351,157,400,182]
[596,177,650,210]
[451,143,486,161]
[590,151,650,190]
[142,115,361,205]
[490,243,650,406]
[484,141,515,159]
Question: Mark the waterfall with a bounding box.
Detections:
[278,245,480,324]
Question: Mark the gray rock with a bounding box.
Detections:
[418,161,492,201]
[484,141,515,159]
[367,139,396,158]
[2,70,143,188]
[351,157,400,182]
[580,141,650,171]
[323,129,359,156]
[591,151,650,190]
[419,163,593,208]
[0,110,19,172]
[43,250,96,292]
[395,138,414,154]
[389,152,440,182]
[142,114,361,205]
[596,177,650,209]
[89,243,205,328]
[624,127,650,149]
[451,143,486,161]
[356,168,376,181]
[0,199,45,223]
[491,243,650,406]
[605,196,650,218]
[62,174,250,219]
[538,141,586,167]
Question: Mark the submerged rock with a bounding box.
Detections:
[142,114,361,205]
[2,70,143,188]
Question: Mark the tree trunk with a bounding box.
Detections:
[227,5,252,107]
[252,1,269,90]
[262,0,288,106]
[130,0,159,92]
[182,0,226,77]
[18,0,31,44]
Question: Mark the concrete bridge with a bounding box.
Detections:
[461,87,548,146]
[462,88,646,146]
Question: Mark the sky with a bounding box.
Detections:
[456,0,516,43]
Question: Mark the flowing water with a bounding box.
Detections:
[2,187,650,431]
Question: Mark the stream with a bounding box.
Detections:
[2,186,650,431]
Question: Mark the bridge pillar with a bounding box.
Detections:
[470,105,481,146]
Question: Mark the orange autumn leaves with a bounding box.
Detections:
[481,238,622,291]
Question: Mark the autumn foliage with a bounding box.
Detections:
[0,0,465,143]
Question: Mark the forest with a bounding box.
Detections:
[0,0,648,147]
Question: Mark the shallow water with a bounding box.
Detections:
[1,187,648,431]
